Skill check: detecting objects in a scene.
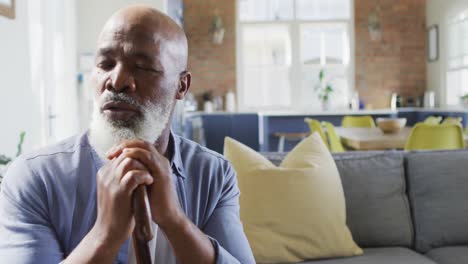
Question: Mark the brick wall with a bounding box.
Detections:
[184,0,427,109]
[355,0,427,108]
[184,0,236,99]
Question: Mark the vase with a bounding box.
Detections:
[321,100,330,111]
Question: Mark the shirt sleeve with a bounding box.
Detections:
[0,157,63,263]
[202,161,255,264]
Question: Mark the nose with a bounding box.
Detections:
[105,63,136,93]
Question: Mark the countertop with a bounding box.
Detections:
[185,107,468,117]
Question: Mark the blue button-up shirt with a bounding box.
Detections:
[0,132,255,263]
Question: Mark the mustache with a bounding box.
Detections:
[99,92,142,110]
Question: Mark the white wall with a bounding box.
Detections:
[426,0,468,106]
[77,0,167,54]
[0,0,43,157]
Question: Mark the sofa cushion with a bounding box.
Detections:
[426,246,468,264]
[406,150,468,252]
[295,247,436,264]
[333,152,413,248]
[225,134,362,263]
[263,151,414,248]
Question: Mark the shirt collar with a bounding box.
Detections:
[168,131,186,179]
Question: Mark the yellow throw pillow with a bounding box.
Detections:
[224,133,362,263]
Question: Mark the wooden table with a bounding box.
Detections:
[273,132,310,152]
[336,127,468,150]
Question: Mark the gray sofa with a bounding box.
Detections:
[262,150,468,264]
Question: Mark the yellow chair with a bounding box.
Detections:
[423,116,442,125]
[441,117,462,125]
[304,118,329,149]
[342,115,376,128]
[404,123,465,150]
[322,122,345,153]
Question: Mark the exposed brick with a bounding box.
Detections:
[184,0,236,100]
[355,0,427,108]
[184,0,426,108]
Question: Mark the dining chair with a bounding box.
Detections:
[441,117,463,125]
[304,118,330,149]
[404,123,465,150]
[322,122,345,153]
[423,116,442,125]
[341,115,376,128]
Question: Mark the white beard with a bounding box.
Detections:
[89,91,173,158]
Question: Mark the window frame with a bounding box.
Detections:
[445,9,468,106]
[236,0,355,112]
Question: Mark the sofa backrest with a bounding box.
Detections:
[333,151,413,248]
[405,150,468,253]
[262,151,414,248]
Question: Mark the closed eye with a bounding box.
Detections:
[97,59,116,71]
[136,65,163,74]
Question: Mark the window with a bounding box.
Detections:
[446,10,468,106]
[237,0,353,111]
[28,0,79,144]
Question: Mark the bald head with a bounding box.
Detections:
[98,5,188,72]
[90,5,192,154]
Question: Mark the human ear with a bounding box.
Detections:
[175,71,191,100]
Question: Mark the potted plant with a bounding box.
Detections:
[314,69,334,110]
[460,94,468,108]
[0,131,26,185]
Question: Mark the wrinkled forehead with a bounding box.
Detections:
[96,13,187,72]
[98,19,162,50]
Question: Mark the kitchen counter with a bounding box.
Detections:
[397,107,468,113]
[186,107,468,117]
[183,107,468,153]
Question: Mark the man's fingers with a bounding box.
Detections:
[120,170,153,194]
[106,140,154,159]
[98,153,129,185]
[115,157,147,182]
[119,148,160,175]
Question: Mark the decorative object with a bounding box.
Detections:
[315,69,334,111]
[0,131,26,185]
[350,91,360,110]
[224,90,236,112]
[460,94,468,108]
[367,2,382,42]
[0,0,15,19]
[211,95,223,111]
[211,9,225,45]
[390,93,398,110]
[376,118,407,134]
[224,134,362,263]
[428,25,439,62]
[423,91,435,108]
[202,91,214,112]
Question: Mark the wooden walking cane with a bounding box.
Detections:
[132,185,154,264]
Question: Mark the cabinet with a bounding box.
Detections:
[184,113,259,154]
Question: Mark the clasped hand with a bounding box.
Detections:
[93,139,184,247]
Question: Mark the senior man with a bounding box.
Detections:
[0,5,254,264]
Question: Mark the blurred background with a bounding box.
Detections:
[1,0,468,156]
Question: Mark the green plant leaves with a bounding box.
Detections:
[0,155,11,166]
[16,131,26,157]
